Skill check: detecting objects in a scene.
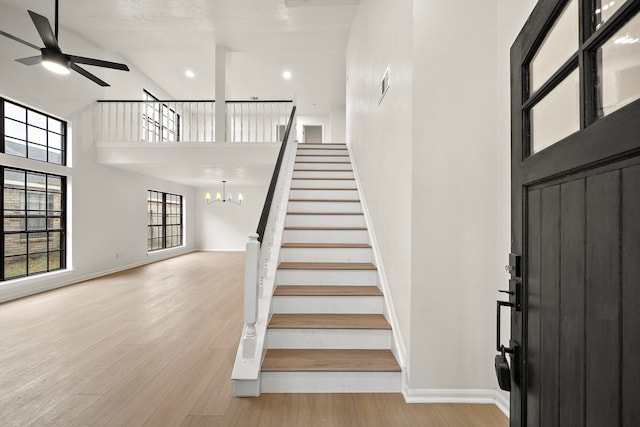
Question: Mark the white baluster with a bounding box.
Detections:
[243,233,260,358]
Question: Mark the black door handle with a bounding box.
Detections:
[495,299,515,391]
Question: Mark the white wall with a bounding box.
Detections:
[346,0,537,401]
[410,0,501,392]
[196,185,269,251]
[346,0,413,360]
[330,105,347,142]
[0,4,197,302]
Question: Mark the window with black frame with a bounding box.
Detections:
[2,98,66,164]
[2,168,66,280]
[142,90,180,142]
[147,190,183,251]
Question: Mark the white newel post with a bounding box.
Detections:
[243,233,260,358]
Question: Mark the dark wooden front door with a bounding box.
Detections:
[506,0,640,425]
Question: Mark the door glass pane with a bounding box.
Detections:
[531,69,580,153]
[596,11,640,118]
[595,0,629,29]
[530,0,579,93]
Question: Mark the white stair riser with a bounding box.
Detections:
[285,214,365,227]
[272,295,383,314]
[288,201,362,213]
[276,269,377,285]
[295,156,350,163]
[293,171,354,179]
[266,328,390,349]
[280,247,372,263]
[291,179,356,188]
[296,149,348,156]
[283,229,369,243]
[289,189,359,200]
[260,371,401,393]
[294,163,352,171]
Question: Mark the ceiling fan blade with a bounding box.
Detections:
[16,55,42,66]
[70,63,109,87]
[69,55,129,71]
[28,10,59,50]
[0,29,41,50]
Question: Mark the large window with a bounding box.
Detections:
[2,98,66,165]
[142,90,180,142]
[147,190,183,251]
[2,168,66,280]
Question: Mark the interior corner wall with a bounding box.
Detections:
[346,0,413,357]
[195,185,269,251]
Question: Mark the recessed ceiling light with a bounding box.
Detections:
[283,70,292,80]
[185,70,195,78]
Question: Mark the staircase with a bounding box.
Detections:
[260,143,401,393]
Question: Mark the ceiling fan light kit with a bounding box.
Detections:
[0,0,129,86]
[41,49,70,74]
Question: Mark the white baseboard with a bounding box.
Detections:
[403,387,510,417]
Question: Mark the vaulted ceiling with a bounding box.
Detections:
[0,0,360,114]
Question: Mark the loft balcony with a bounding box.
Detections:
[94,99,296,186]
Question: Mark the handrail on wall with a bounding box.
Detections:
[256,106,297,244]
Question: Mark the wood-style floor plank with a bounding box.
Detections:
[268,313,391,329]
[278,262,376,270]
[0,251,508,427]
[273,285,382,296]
[281,242,371,248]
[262,349,400,372]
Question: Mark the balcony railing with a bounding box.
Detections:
[95,99,294,143]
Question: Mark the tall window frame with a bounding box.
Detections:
[142,90,180,142]
[1,97,66,165]
[147,190,183,252]
[2,167,66,281]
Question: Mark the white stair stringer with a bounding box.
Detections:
[261,143,402,394]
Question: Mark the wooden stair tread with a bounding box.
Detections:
[281,243,371,248]
[268,313,390,330]
[291,188,357,191]
[292,177,355,180]
[296,154,350,157]
[288,199,360,202]
[262,349,399,372]
[293,169,353,172]
[287,212,363,216]
[274,285,382,296]
[284,226,367,230]
[295,162,351,164]
[298,145,346,149]
[278,262,376,270]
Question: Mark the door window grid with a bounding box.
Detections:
[2,167,66,280]
[523,0,640,157]
[147,190,183,252]
[2,98,66,165]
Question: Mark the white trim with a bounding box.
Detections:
[495,389,510,417]
[347,145,407,368]
[403,387,509,409]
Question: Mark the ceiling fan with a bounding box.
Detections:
[0,0,129,87]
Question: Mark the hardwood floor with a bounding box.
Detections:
[0,252,508,426]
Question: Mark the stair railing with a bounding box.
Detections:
[95,99,292,143]
[232,106,297,396]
